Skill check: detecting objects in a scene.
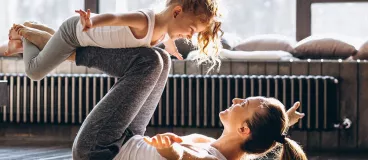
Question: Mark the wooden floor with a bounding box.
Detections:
[1,140,368,160]
[0,140,72,160]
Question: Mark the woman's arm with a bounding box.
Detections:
[286,102,304,127]
[181,134,216,144]
[284,102,305,134]
[144,133,218,160]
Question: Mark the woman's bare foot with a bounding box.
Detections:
[13,24,52,50]
[24,21,55,35]
[8,25,22,40]
[4,40,23,56]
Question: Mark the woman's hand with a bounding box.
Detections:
[287,102,305,126]
[75,9,92,32]
[144,133,183,149]
[144,133,184,159]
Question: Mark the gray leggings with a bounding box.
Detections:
[22,16,80,81]
[71,46,171,160]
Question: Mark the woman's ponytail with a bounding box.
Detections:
[281,138,307,160]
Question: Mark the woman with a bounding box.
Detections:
[143,97,307,160]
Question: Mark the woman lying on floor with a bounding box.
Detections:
[6,23,306,160]
[140,97,306,160]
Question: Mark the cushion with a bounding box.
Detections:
[221,38,232,50]
[353,40,368,60]
[175,39,197,58]
[294,35,357,59]
[221,33,243,50]
[219,49,294,61]
[234,34,296,53]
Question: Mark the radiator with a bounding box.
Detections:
[0,74,339,131]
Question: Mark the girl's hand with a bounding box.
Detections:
[170,51,184,60]
[163,39,184,60]
[75,9,92,32]
[166,47,183,60]
[144,133,183,149]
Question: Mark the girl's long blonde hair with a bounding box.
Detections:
[166,0,224,73]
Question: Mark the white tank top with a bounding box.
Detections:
[76,9,160,48]
[113,135,227,160]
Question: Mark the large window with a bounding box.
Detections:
[312,3,368,40]
[220,0,296,39]
[0,0,84,42]
[99,0,296,40]
[4,1,368,44]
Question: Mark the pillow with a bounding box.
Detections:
[221,33,243,50]
[186,50,229,61]
[353,40,368,60]
[221,38,232,50]
[186,50,200,60]
[219,49,294,61]
[175,39,197,58]
[294,35,357,59]
[234,34,296,53]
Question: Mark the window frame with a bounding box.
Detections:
[296,0,368,41]
[85,0,99,13]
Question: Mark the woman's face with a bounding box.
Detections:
[219,97,266,131]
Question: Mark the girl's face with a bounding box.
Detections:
[167,6,211,40]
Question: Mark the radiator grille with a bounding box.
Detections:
[0,74,339,130]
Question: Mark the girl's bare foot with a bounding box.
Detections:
[13,24,52,50]
[24,21,55,35]
[8,25,22,40]
[4,40,23,56]
[67,52,76,62]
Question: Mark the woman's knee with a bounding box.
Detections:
[153,47,171,68]
[135,47,164,74]
[25,68,44,81]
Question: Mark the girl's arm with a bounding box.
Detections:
[90,12,147,29]
[163,39,183,60]
[76,9,147,31]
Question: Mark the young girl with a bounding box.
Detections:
[9,0,222,81]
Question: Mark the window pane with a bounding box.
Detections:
[221,0,296,39]
[312,3,368,38]
[99,0,116,13]
[99,0,160,13]
[0,0,84,42]
[99,0,296,40]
